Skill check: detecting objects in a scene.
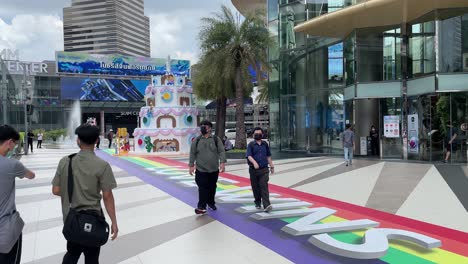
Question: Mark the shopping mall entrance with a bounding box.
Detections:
[347,98,404,160]
[348,93,468,163]
[408,93,468,163]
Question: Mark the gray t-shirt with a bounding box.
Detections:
[342,130,354,148]
[0,156,26,253]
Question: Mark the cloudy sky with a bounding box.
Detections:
[0,0,237,64]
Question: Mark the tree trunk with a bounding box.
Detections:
[234,66,247,149]
[215,96,227,139]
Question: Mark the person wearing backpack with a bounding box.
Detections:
[52,124,118,264]
[189,120,226,215]
[246,127,275,212]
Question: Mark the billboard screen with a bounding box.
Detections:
[56,51,190,76]
[61,77,149,102]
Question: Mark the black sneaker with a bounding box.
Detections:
[195,208,207,215]
[208,204,217,211]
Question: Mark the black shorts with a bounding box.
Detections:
[446,143,457,152]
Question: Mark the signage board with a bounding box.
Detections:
[56,51,190,76]
[383,115,400,138]
[61,77,149,102]
[408,114,419,154]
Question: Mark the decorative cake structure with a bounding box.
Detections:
[133,72,200,154]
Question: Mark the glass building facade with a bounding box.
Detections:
[268,0,468,163]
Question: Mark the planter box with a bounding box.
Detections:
[226,151,246,160]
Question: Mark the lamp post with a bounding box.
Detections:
[22,63,31,155]
[1,61,8,125]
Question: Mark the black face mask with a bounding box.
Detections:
[254,134,262,140]
[200,126,208,135]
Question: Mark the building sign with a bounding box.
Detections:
[61,77,149,102]
[56,51,190,76]
[0,49,48,75]
[0,49,20,60]
[408,114,419,154]
[0,61,48,75]
[120,111,139,116]
[383,115,400,138]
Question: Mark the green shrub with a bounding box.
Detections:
[45,129,67,141]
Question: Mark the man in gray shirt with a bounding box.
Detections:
[189,120,226,215]
[0,125,35,264]
[342,124,354,167]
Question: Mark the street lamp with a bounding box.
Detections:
[22,63,32,155]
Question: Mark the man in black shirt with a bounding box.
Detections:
[27,131,34,153]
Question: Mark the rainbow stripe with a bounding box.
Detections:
[103,151,468,264]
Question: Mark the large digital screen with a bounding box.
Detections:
[61,77,149,102]
[56,51,190,76]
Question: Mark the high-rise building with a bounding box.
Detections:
[63,0,150,57]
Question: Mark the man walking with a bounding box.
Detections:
[189,120,226,215]
[342,124,354,166]
[52,124,118,264]
[107,129,114,149]
[37,132,43,149]
[27,130,34,153]
[246,127,275,212]
[0,125,35,264]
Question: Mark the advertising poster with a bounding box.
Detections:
[384,115,400,138]
[61,77,149,102]
[56,51,190,76]
[360,137,367,155]
[408,114,419,154]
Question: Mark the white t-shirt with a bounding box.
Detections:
[38,133,43,140]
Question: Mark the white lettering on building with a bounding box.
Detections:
[1,61,48,74]
[0,49,19,61]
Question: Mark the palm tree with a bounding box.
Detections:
[199,5,271,149]
[192,61,234,139]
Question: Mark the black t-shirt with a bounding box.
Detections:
[370,130,379,140]
[27,132,34,142]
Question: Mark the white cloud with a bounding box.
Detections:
[0,0,239,63]
[175,51,199,64]
[149,10,203,64]
[0,15,63,62]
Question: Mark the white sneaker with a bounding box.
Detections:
[264,205,273,212]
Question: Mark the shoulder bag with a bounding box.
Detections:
[62,154,110,247]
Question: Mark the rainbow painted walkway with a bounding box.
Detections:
[98,150,468,264]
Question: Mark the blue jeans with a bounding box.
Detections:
[344,147,353,163]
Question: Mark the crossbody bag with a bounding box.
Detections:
[62,154,110,247]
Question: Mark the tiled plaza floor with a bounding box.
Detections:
[15,145,468,263]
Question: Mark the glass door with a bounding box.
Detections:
[380,97,403,159]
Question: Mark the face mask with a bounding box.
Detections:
[6,145,18,159]
[372,128,375,131]
[254,134,262,140]
[200,126,208,135]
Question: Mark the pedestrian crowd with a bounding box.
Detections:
[0,120,276,264]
